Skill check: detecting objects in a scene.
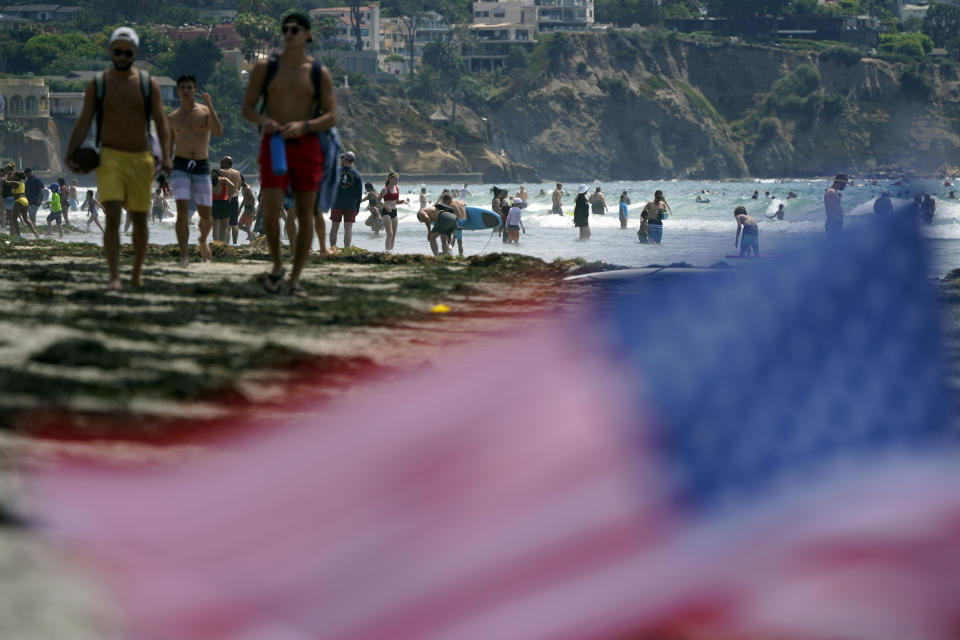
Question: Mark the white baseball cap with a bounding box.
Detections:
[109,27,140,48]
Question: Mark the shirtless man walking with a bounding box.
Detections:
[242,12,336,297]
[219,156,243,244]
[64,27,172,289]
[168,74,223,265]
[552,182,564,216]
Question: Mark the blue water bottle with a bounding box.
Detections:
[270,133,287,176]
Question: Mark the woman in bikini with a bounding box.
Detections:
[378,172,407,252]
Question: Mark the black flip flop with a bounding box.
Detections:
[263,268,285,294]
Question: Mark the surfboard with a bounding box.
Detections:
[460,206,501,230]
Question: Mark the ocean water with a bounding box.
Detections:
[65,177,960,276]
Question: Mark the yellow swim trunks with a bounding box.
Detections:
[96,147,154,213]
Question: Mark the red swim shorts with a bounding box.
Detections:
[330,208,357,223]
[258,133,325,193]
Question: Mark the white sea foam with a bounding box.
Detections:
[62,178,960,275]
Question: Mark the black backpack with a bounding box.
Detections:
[258,54,341,212]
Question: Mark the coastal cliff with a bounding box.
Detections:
[342,31,960,181]
[32,31,959,181]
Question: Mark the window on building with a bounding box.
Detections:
[516,29,528,40]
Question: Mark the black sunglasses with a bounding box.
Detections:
[112,48,134,58]
[281,25,301,35]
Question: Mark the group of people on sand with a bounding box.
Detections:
[59,15,344,295]
[1,166,102,239]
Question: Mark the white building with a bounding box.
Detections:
[310,3,381,52]
[534,0,594,32]
[467,0,538,71]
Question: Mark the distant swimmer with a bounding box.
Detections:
[516,185,529,204]
[787,191,798,199]
[552,182,564,216]
[752,190,759,200]
[824,173,848,233]
[734,205,760,258]
[696,194,710,203]
[588,186,607,215]
[765,203,785,220]
[873,191,893,218]
[949,191,957,200]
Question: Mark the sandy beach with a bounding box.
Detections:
[1,235,958,638]
[0,235,605,638]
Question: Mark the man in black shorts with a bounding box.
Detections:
[416,193,465,256]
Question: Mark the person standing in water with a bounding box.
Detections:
[219,156,243,245]
[81,189,104,232]
[573,184,590,241]
[552,182,564,216]
[765,203,785,220]
[238,177,257,241]
[618,191,629,229]
[734,205,760,257]
[378,172,407,252]
[643,190,670,244]
[873,191,893,218]
[824,173,848,233]
[588,186,607,215]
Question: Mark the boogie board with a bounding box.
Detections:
[460,206,501,231]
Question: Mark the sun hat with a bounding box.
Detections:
[577,184,588,194]
[109,27,140,48]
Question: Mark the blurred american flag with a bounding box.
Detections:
[30,217,960,640]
